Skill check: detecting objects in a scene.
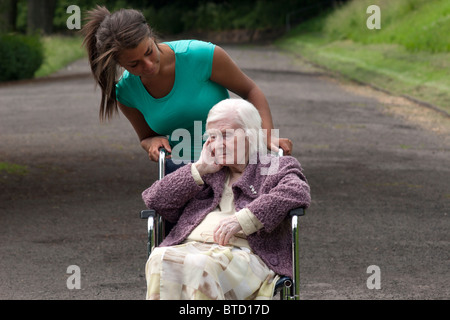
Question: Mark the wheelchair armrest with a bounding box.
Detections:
[289,207,306,217]
[140,209,156,219]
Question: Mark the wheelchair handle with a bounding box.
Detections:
[140,209,156,219]
[290,207,306,217]
[159,148,166,180]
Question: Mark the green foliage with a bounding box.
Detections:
[301,0,450,53]
[34,36,86,78]
[52,0,138,32]
[181,2,242,32]
[14,0,339,35]
[144,4,187,35]
[278,0,450,114]
[143,0,323,34]
[230,0,287,30]
[0,34,44,81]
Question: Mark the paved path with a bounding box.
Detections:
[0,44,449,299]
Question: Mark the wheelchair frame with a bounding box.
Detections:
[140,148,305,300]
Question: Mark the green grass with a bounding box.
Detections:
[34,35,86,78]
[0,162,28,176]
[276,0,450,115]
[321,0,450,53]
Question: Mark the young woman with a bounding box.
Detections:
[82,6,293,171]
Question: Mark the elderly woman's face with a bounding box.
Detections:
[207,118,249,166]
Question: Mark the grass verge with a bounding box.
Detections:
[275,0,450,116]
[276,35,450,115]
[34,35,86,78]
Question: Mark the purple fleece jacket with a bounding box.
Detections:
[141,154,311,277]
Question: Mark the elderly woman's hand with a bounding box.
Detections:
[213,216,242,246]
[195,138,223,176]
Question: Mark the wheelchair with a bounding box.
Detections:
[140,148,306,300]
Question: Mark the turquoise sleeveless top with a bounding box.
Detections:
[116,40,230,162]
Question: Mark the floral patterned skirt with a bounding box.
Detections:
[145,241,279,300]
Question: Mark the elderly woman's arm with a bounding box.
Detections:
[141,164,204,223]
[245,157,311,233]
[214,157,310,246]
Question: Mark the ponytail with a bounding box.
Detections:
[81,6,153,121]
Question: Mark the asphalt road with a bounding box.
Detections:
[0,44,449,300]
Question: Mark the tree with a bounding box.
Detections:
[27,0,56,34]
[0,0,18,32]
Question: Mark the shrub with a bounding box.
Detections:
[0,34,44,82]
[144,4,186,35]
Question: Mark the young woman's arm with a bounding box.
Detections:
[118,101,172,161]
[210,46,293,155]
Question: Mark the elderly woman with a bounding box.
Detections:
[142,99,310,300]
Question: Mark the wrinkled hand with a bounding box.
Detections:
[213,216,242,246]
[194,138,223,176]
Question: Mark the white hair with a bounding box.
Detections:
[206,99,266,156]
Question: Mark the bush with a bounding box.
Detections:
[144,4,186,35]
[144,0,301,35]
[0,34,44,81]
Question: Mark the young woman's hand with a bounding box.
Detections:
[141,136,172,162]
[270,137,293,155]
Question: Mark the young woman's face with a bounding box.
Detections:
[118,37,160,78]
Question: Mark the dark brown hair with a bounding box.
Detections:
[82,6,154,120]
